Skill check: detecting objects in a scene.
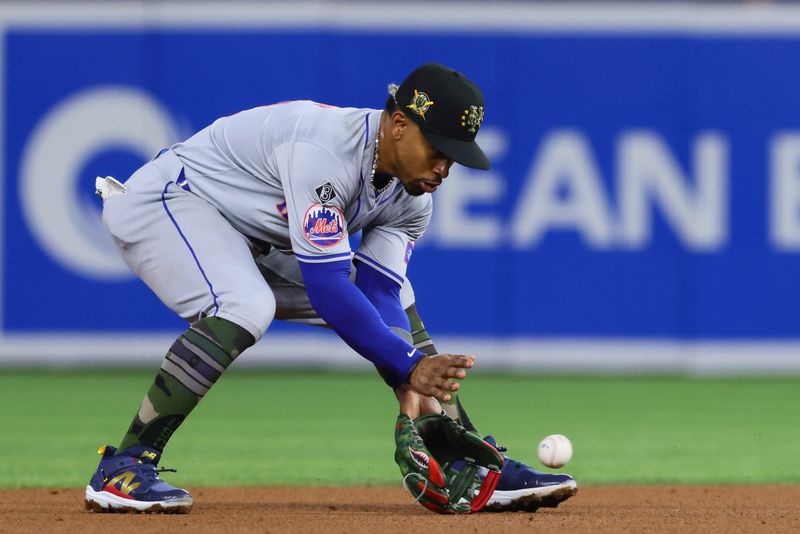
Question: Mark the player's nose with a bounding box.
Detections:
[433,158,453,179]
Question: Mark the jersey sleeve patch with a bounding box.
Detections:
[314,182,338,204]
[303,203,346,248]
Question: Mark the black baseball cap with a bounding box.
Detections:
[393,63,490,170]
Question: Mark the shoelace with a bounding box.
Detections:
[127,462,178,482]
[489,442,522,469]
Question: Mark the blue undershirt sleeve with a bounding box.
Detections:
[298,259,423,388]
[354,261,410,331]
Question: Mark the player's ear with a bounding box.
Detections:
[391,111,407,140]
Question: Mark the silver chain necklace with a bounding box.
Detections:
[370,129,394,194]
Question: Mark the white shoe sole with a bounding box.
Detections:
[84,485,193,514]
[484,479,578,512]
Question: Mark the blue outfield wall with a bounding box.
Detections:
[3,6,800,368]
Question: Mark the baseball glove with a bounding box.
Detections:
[394,413,504,514]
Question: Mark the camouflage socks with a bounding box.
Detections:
[406,303,437,356]
[118,317,254,452]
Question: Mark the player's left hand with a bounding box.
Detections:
[394,413,504,514]
[408,354,474,403]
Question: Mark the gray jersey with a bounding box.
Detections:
[172,101,431,284]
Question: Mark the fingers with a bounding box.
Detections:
[430,381,461,402]
[416,380,452,404]
[409,353,477,402]
[449,355,475,369]
[447,367,467,380]
[431,386,453,403]
[442,355,474,383]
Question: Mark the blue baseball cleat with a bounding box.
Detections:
[482,436,578,512]
[84,445,193,513]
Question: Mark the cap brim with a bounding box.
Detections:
[422,130,490,170]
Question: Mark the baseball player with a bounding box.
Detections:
[85,62,575,514]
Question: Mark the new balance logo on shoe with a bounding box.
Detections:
[105,472,141,496]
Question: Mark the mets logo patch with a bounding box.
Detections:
[408,446,430,470]
[303,203,345,248]
[405,241,415,264]
[461,105,484,133]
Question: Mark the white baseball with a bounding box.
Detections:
[537,434,573,468]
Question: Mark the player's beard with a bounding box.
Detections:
[403,182,426,196]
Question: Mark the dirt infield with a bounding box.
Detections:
[1,485,798,533]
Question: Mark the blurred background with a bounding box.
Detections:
[1,0,800,489]
[3,0,800,373]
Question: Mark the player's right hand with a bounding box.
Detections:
[409,354,475,403]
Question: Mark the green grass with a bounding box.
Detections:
[0,369,798,488]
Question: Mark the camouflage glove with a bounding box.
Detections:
[394,413,504,514]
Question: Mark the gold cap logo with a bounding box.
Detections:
[406,90,435,120]
[461,105,484,133]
